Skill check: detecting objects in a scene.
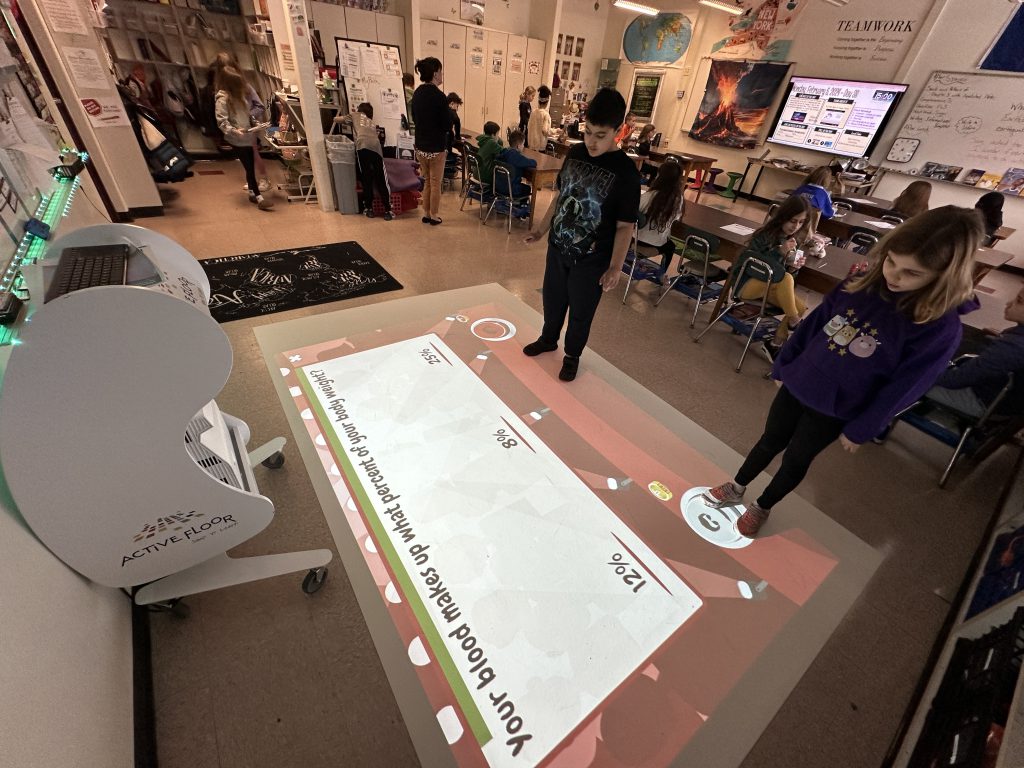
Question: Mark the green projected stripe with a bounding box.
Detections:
[297,369,492,747]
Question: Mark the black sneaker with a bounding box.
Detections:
[523,338,558,356]
[559,355,580,382]
[383,211,393,221]
[365,209,375,218]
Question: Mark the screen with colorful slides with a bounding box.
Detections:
[256,284,879,768]
[767,76,908,159]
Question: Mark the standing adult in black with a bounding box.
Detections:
[410,57,451,225]
[519,86,535,146]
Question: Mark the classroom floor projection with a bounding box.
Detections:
[255,284,881,768]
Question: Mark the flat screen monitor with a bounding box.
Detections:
[766,76,907,158]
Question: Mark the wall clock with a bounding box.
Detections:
[887,137,921,163]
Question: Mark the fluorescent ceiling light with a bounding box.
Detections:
[698,0,744,15]
[613,0,659,16]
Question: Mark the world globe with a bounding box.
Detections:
[623,13,693,65]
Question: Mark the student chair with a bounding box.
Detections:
[833,200,854,217]
[887,361,1020,487]
[459,152,491,221]
[764,203,780,223]
[485,163,530,233]
[621,219,664,302]
[655,231,728,328]
[880,214,905,225]
[693,256,784,373]
[651,132,663,148]
[846,231,879,255]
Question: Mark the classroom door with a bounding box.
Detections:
[484,30,508,129]
[503,34,526,133]
[443,23,467,131]
[463,26,487,133]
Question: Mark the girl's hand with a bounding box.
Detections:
[840,435,860,453]
[524,231,543,243]
[783,236,798,253]
[599,266,621,292]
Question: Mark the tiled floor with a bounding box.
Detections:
[144,161,1020,768]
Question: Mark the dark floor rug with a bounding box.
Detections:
[199,242,402,323]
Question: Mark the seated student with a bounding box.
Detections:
[445,92,463,180]
[495,129,537,199]
[976,191,1004,246]
[475,121,503,187]
[923,285,1024,418]
[793,166,836,219]
[888,180,931,220]
[731,195,813,356]
[635,124,656,156]
[637,160,684,283]
[615,111,637,149]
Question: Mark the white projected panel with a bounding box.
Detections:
[768,76,907,158]
[298,333,701,767]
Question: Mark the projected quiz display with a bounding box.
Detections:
[297,334,702,767]
[264,290,881,768]
[768,76,907,158]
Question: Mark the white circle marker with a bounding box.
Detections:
[436,706,464,744]
[364,536,377,554]
[315,434,327,447]
[408,636,430,666]
[384,581,402,603]
[470,317,517,342]
[680,487,753,549]
[300,408,313,420]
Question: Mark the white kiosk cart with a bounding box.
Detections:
[0,224,331,606]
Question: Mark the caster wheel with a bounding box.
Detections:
[302,567,328,594]
[262,451,285,469]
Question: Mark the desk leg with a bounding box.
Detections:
[528,180,540,230]
[694,166,705,205]
[736,160,753,200]
[750,166,766,199]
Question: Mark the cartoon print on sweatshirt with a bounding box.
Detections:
[824,311,884,358]
[550,157,616,258]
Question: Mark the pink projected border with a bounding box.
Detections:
[275,299,840,768]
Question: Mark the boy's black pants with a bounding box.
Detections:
[357,149,390,212]
[735,385,847,510]
[540,245,609,358]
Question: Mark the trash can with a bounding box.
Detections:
[326,136,359,214]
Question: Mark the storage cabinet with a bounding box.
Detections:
[419,20,544,135]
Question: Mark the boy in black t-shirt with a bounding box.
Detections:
[523,88,642,382]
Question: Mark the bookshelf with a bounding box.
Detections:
[96,0,283,156]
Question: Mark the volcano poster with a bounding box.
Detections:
[688,60,790,149]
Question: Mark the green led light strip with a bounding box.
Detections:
[0,175,81,293]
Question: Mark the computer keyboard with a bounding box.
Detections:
[45,244,129,303]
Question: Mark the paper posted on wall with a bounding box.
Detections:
[381,48,402,78]
[340,46,361,80]
[360,47,382,77]
[380,89,402,120]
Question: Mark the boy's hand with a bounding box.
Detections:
[524,231,544,243]
[599,266,621,292]
[839,435,860,453]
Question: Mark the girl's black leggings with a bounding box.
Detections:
[735,385,846,509]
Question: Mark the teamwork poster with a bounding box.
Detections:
[264,288,879,768]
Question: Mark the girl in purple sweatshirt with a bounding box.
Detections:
[703,206,984,536]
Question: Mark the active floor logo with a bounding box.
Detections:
[121,511,238,568]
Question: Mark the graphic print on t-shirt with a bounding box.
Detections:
[550,157,617,259]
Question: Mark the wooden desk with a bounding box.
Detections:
[816,210,896,240]
[650,150,718,204]
[522,147,563,228]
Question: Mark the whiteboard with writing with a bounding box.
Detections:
[886,70,1024,180]
[337,38,406,149]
